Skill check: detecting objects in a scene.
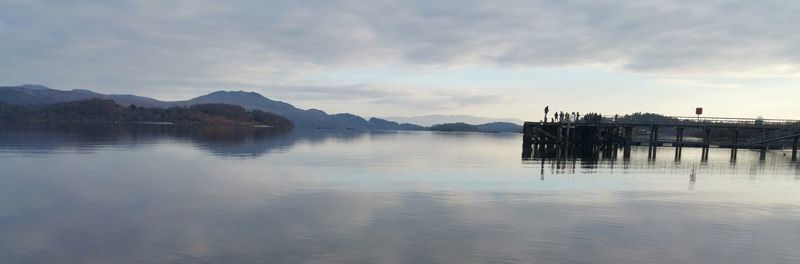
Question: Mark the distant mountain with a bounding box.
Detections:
[429,122,479,132]
[429,122,522,133]
[475,122,523,133]
[0,84,169,108]
[0,85,524,132]
[0,85,421,130]
[367,117,426,130]
[384,114,523,127]
[174,90,423,129]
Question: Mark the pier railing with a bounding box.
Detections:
[568,115,800,129]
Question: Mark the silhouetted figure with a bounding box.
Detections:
[544,106,549,123]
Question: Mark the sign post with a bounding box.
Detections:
[695,107,703,121]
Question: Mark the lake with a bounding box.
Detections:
[1,123,799,263]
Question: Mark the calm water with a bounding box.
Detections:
[1,123,799,263]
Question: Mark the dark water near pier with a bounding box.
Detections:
[1,123,799,263]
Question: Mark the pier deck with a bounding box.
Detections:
[522,116,800,161]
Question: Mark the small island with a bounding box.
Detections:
[0,98,293,128]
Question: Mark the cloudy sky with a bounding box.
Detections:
[1,0,799,119]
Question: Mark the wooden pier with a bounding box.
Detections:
[522,116,800,161]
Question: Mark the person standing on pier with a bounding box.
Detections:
[544,106,549,123]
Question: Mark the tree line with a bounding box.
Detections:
[0,98,293,128]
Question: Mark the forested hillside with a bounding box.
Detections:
[0,99,293,127]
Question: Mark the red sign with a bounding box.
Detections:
[695,107,703,115]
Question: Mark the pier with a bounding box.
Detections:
[522,115,800,162]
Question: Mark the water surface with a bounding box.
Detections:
[1,123,799,263]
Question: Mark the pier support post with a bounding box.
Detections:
[675,127,684,161]
[701,128,711,161]
[731,130,740,161]
[624,126,633,142]
[650,145,657,160]
[612,145,618,160]
[760,147,767,161]
[522,126,533,158]
[649,125,659,160]
[792,136,798,162]
[537,142,546,159]
[650,125,659,144]
[623,145,631,160]
[522,135,533,159]
[556,124,563,159]
[564,124,571,158]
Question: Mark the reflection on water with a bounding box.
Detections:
[1,123,799,263]
[0,122,359,157]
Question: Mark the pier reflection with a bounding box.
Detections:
[524,145,800,177]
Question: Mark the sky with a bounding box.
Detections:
[1,0,799,120]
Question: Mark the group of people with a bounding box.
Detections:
[547,111,582,123]
[543,106,614,123]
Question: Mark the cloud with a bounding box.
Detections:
[4,1,799,71]
[1,0,799,116]
[261,84,517,115]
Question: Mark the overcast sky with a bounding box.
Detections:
[1,0,799,119]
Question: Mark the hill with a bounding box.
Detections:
[368,117,426,130]
[0,85,518,132]
[475,122,523,133]
[430,122,480,132]
[0,99,293,127]
[430,122,522,133]
[384,114,523,127]
[0,84,169,108]
[0,85,422,130]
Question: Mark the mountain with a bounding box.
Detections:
[384,114,523,127]
[0,85,421,130]
[0,84,169,108]
[174,90,422,129]
[177,90,296,113]
[0,85,523,132]
[174,90,326,127]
